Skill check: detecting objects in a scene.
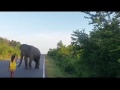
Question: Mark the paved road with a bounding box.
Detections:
[0,54,45,78]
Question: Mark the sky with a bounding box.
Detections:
[0,12,94,54]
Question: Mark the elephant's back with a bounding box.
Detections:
[23,44,41,57]
[31,46,41,56]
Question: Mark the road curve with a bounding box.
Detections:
[0,54,45,78]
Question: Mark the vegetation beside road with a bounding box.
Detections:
[47,12,120,77]
[0,37,21,60]
[45,55,67,78]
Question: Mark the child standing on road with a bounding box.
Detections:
[9,54,18,78]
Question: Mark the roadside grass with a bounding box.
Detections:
[45,55,66,78]
[0,58,10,61]
[0,56,20,61]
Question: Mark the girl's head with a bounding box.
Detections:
[11,54,17,62]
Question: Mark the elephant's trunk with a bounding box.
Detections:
[18,55,23,67]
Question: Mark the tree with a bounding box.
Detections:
[0,36,21,60]
[57,40,64,49]
[82,11,120,77]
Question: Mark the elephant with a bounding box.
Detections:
[18,44,41,69]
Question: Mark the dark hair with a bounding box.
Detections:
[11,54,16,62]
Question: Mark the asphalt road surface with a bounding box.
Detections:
[0,54,45,78]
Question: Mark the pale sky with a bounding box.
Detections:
[0,12,94,54]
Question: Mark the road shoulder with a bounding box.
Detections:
[45,55,66,78]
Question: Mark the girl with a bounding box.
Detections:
[9,54,18,78]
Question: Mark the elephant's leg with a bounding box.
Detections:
[34,60,39,69]
[34,56,40,69]
[24,57,28,69]
[29,58,33,69]
[34,59,37,68]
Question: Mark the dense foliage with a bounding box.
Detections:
[0,37,21,60]
[47,12,120,77]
